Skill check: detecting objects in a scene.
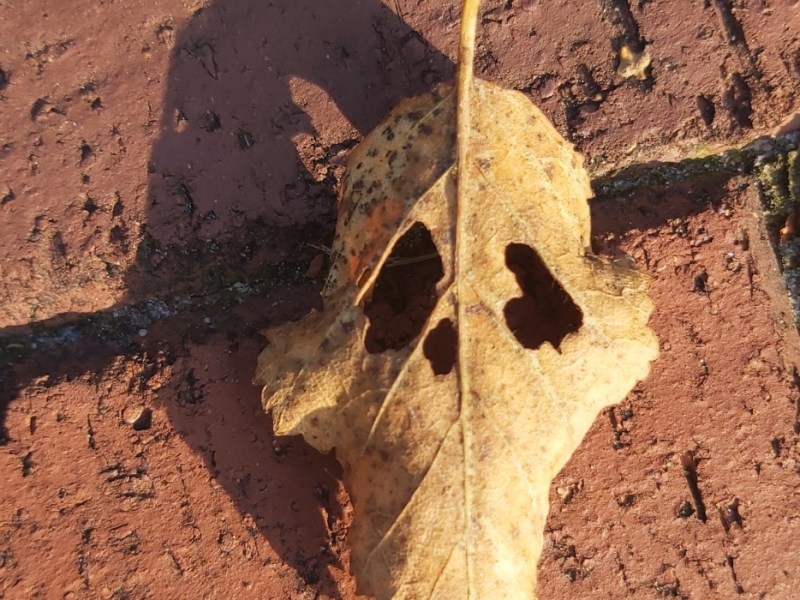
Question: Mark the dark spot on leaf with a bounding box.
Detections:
[503,244,582,351]
[418,123,433,136]
[423,319,457,375]
[364,223,443,353]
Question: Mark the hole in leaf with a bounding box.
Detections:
[364,223,443,353]
[503,244,583,351]
[423,319,457,375]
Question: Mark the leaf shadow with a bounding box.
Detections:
[139,2,454,593]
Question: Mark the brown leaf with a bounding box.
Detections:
[255,2,658,598]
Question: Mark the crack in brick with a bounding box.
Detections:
[0,260,315,360]
[709,0,762,81]
[722,72,754,128]
[1,132,798,372]
[725,554,745,594]
[598,0,647,54]
[680,451,707,522]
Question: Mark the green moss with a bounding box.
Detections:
[755,149,800,241]
[757,153,794,220]
[754,148,800,325]
[592,149,748,198]
[789,150,800,205]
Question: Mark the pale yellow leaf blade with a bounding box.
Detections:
[255,74,658,600]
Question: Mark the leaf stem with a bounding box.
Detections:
[457,0,480,175]
[455,0,481,596]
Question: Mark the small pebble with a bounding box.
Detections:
[129,407,152,431]
[138,328,148,337]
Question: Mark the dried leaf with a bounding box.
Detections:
[255,2,658,598]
